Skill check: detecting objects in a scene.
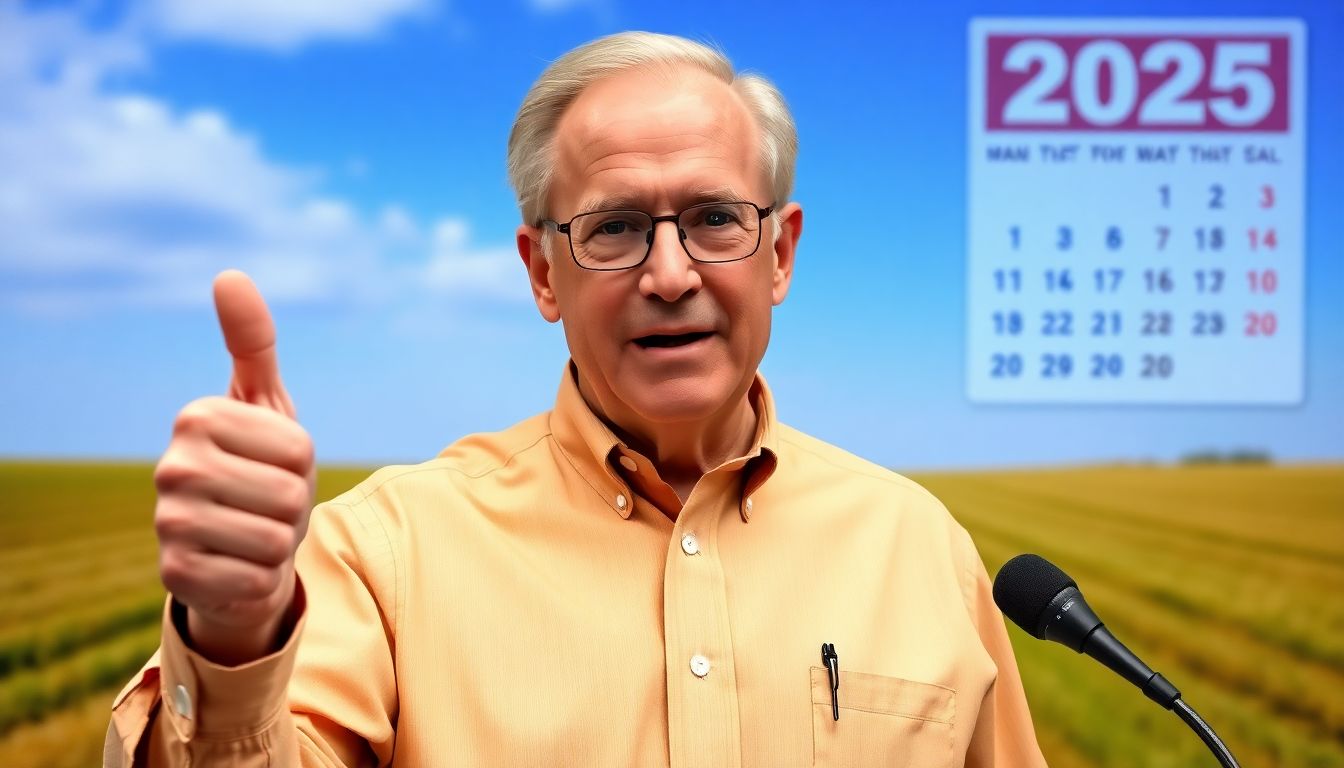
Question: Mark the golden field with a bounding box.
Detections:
[1,461,1340,767]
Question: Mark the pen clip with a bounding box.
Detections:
[821,642,839,721]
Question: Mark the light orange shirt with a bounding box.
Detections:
[106,366,1045,767]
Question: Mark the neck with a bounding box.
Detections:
[577,373,759,502]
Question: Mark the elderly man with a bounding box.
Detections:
[106,32,1046,768]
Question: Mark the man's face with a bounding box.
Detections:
[517,65,801,438]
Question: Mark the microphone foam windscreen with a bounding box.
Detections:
[992,554,1077,638]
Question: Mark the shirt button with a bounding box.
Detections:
[689,654,711,678]
[618,456,638,472]
[680,533,700,556]
[173,683,193,719]
[745,497,754,513]
[615,494,628,510]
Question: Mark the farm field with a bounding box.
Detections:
[1,461,1340,767]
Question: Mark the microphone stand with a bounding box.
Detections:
[993,556,1246,768]
[1171,699,1240,768]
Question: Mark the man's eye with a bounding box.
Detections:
[703,210,737,227]
[599,221,628,236]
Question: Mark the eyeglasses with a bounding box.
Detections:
[539,201,774,271]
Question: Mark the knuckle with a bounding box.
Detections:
[258,526,293,565]
[243,567,280,599]
[158,549,194,593]
[280,478,312,522]
[263,567,285,594]
[284,430,315,471]
[237,570,262,599]
[173,398,218,436]
[153,454,197,493]
[153,506,196,542]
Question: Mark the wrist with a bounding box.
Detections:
[174,576,301,667]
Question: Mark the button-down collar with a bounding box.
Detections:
[549,361,779,521]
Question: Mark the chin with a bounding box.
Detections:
[623,376,733,424]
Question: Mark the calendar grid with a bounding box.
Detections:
[967,18,1305,404]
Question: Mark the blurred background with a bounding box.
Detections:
[1,1,1340,766]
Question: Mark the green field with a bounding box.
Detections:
[1,461,1340,767]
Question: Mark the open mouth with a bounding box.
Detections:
[633,331,714,349]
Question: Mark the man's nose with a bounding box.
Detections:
[638,219,702,301]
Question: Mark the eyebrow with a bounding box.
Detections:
[575,186,746,216]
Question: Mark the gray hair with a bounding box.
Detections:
[506,31,798,231]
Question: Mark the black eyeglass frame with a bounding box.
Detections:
[538,201,775,272]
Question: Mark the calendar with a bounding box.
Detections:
[967,18,1305,404]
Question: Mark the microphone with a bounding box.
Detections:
[992,554,1241,768]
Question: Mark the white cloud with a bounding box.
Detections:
[145,0,434,52]
[424,218,520,299]
[0,5,147,85]
[379,205,419,240]
[0,5,524,318]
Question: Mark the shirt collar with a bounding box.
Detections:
[549,361,779,521]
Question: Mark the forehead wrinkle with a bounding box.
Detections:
[575,128,738,171]
[579,148,740,180]
[577,184,748,215]
[563,155,756,217]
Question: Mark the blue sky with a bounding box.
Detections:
[1,0,1341,469]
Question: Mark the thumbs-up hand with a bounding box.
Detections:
[153,270,316,666]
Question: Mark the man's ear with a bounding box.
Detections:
[517,224,561,323]
[770,202,802,306]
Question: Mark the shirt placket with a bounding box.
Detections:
[663,469,743,768]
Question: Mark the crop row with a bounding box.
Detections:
[0,684,120,768]
[0,464,158,553]
[1008,624,1344,768]
[0,623,161,736]
[956,467,1344,559]
[2,560,161,629]
[974,533,1344,766]
[923,474,1344,668]
[945,480,1344,733]
[0,587,164,678]
[0,529,156,595]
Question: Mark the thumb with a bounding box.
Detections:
[213,270,296,419]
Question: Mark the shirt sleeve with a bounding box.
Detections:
[956,525,1050,768]
[104,500,399,768]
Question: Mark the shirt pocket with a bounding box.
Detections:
[810,666,956,768]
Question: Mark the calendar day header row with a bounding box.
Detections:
[980,141,1286,166]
